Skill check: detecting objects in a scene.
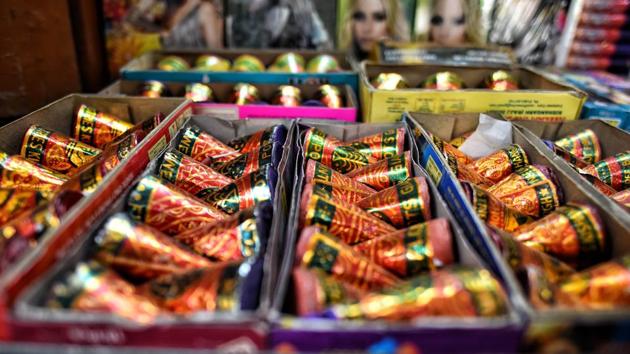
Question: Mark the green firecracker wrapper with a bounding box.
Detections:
[345,128,405,161]
[303,128,376,174]
[580,151,630,191]
[554,129,602,164]
[346,152,412,191]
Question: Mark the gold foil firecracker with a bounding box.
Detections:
[486,165,563,218]
[0,151,69,198]
[232,54,265,72]
[227,125,286,154]
[141,81,167,98]
[485,70,519,91]
[315,84,343,108]
[194,55,230,71]
[159,150,233,200]
[423,71,464,90]
[306,55,341,73]
[126,175,227,236]
[185,83,214,102]
[157,55,190,71]
[0,189,46,227]
[329,267,508,320]
[300,184,395,245]
[357,177,432,228]
[449,131,473,149]
[346,151,412,191]
[74,104,134,148]
[293,267,366,316]
[94,213,212,281]
[429,133,473,178]
[346,128,405,161]
[305,159,376,199]
[303,128,376,174]
[272,85,302,107]
[203,165,275,214]
[269,52,305,73]
[353,219,454,278]
[21,125,101,176]
[371,73,408,90]
[554,129,602,164]
[47,261,161,324]
[580,151,630,191]
[229,83,260,105]
[612,189,630,208]
[460,144,529,186]
[215,143,277,180]
[296,226,400,291]
[513,203,606,267]
[175,124,241,165]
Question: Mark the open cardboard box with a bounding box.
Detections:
[360,62,586,123]
[405,112,630,351]
[268,120,524,353]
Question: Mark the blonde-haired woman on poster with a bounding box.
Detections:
[340,0,410,61]
[429,0,484,46]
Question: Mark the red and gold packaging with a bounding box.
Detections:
[429,134,473,178]
[293,267,366,316]
[73,105,134,149]
[0,189,46,227]
[296,226,400,291]
[126,175,227,236]
[0,151,68,198]
[580,151,630,191]
[47,261,161,324]
[269,52,305,73]
[21,125,102,176]
[423,72,464,90]
[459,144,529,186]
[485,70,518,91]
[346,151,412,191]
[203,164,276,214]
[513,203,606,267]
[554,129,602,164]
[301,185,396,244]
[580,172,618,196]
[303,127,376,173]
[357,177,431,228]
[229,83,260,105]
[272,85,302,107]
[305,159,375,197]
[141,80,167,98]
[214,142,278,179]
[486,165,563,218]
[185,83,214,102]
[158,150,233,199]
[353,219,454,278]
[543,140,589,169]
[141,261,247,314]
[175,124,241,165]
[346,128,405,161]
[315,84,343,108]
[449,131,473,149]
[308,181,370,204]
[227,125,287,154]
[328,267,507,320]
[176,208,262,262]
[612,189,630,208]
[460,181,533,232]
[371,73,408,90]
[94,213,212,281]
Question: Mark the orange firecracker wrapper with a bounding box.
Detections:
[0,189,46,227]
[580,151,630,191]
[126,175,227,235]
[214,142,283,180]
[513,203,605,267]
[327,267,507,320]
[21,125,101,176]
[305,159,375,199]
[357,177,431,228]
[460,144,529,186]
[158,150,233,199]
[460,181,533,232]
[301,184,396,244]
[345,128,405,161]
[73,104,134,148]
[303,128,376,173]
[486,165,564,218]
[293,267,366,316]
[612,189,630,208]
[141,261,248,314]
[227,125,287,154]
[296,226,400,291]
[346,151,412,191]
[429,134,473,178]
[94,213,212,281]
[554,129,602,164]
[353,219,454,277]
[175,124,241,165]
[203,165,276,214]
[47,261,161,324]
[0,151,69,198]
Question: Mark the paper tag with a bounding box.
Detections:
[459,113,513,159]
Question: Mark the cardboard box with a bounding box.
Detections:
[100,80,358,122]
[581,100,630,131]
[405,112,630,351]
[360,62,587,123]
[268,120,524,353]
[120,49,359,95]
[8,117,296,350]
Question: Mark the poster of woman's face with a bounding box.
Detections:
[429,0,467,45]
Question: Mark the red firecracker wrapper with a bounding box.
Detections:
[612,189,630,208]
[357,177,431,228]
[346,151,412,191]
[0,151,69,198]
[308,181,372,204]
[300,184,396,244]
[158,150,233,199]
[293,267,366,316]
[95,213,212,281]
[513,203,606,267]
[126,175,228,235]
[328,267,508,320]
[296,226,400,291]
[542,140,589,169]
[0,189,46,227]
[580,151,630,191]
[579,171,618,196]
[554,129,602,164]
[305,159,375,197]
[203,165,276,214]
[460,144,529,186]
[429,134,473,178]
[353,219,454,277]
[175,124,241,165]
[73,104,134,148]
[21,125,102,176]
[47,261,161,324]
[214,142,282,180]
[486,165,564,218]
[345,128,405,161]
[227,125,287,154]
[303,128,376,173]
[460,181,534,232]
[449,131,473,149]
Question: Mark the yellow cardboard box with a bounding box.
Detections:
[360,62,586,123]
